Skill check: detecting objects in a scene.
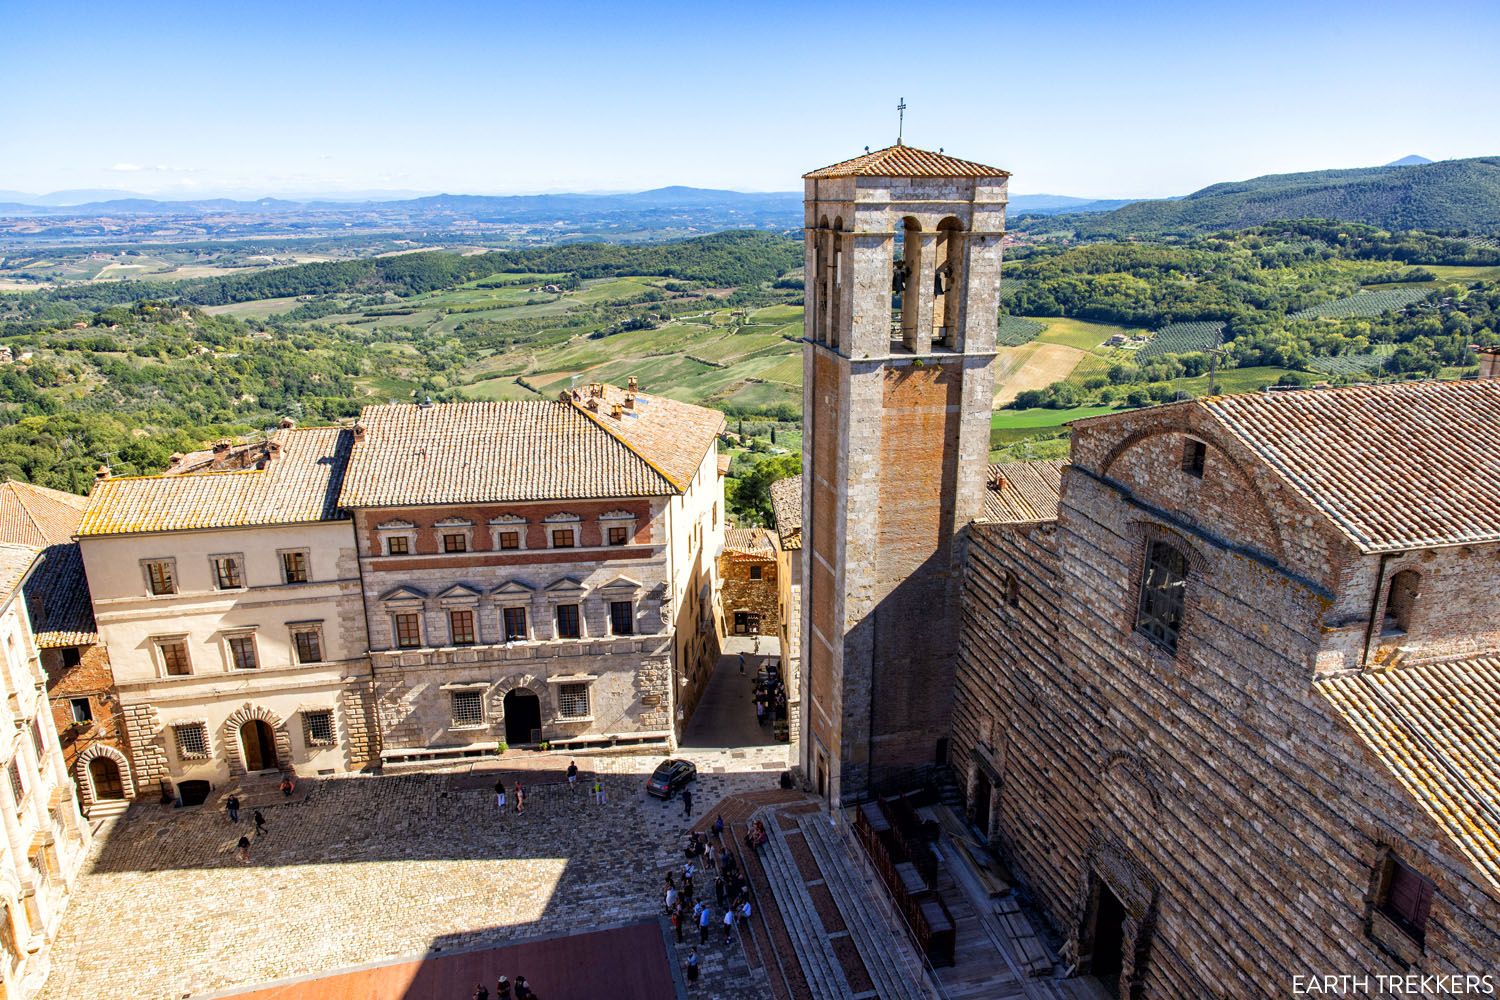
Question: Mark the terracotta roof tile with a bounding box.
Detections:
[980,461,1066,523]
[25,543,96,647]
[804,143,1009,180]
[79,427,352,536]
[0,481,88,548]
[0,543,38,609]
[1317,656,1500,890]
[724,527,777,560]
[769,476,802,550]
[340,388,723,509]
[1202,380,1500,552]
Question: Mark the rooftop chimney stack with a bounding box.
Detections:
[627,375,639,392]
[278,417,296,429]
[610,403,623,419]
[353,423,366,443]
[95,465,111,481]
[212,440,231,455]
[990,471,1008,492]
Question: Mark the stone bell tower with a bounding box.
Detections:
[798,143,1008,805]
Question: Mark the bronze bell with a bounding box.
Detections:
[892,261,909,294]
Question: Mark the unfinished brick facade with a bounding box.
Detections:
[800,145,1007,804]
[951,387,1500,997]
[719,528,779,639]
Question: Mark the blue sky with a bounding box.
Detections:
[2,0,1497,199]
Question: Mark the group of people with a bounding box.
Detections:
[669,815,755,988]
[471,974,537,999]
[493,762,606,816]
[224,794,270,862]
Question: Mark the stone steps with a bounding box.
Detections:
[800,812,931,1000]
[751,808,852,1000]
[728,818,808,1000]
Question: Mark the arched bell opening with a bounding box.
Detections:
[893,216,923,351]
[934,217,965,349]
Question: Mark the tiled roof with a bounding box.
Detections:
[724,527,777,560]
[339,388,723,509]
[79,427,352,536]
[0,543,38,610]
[0,480,87,548]
[980,461,1066,523]
[804,143,1009,180]
[25,543,96,647]
[1202,380,1500,552]
[769,476,802,550]
[1317,657,1500,891]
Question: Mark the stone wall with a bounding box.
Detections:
[719,555,779,636]
[953,406,1500,997]
[43,643,131,791]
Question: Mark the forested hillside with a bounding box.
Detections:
[1020,157,1500,237]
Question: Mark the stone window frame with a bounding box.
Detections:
[1133,537,1190,656]
[1365,845,1435,960]
[491,581,536,642]
[301,709,336,748]
[749,564,763,581]
[380,587,428,650]
[151,634,193,678]
[448,608,478,646]
[141,557,178,597]
[598,576,643,637]
[6,759,24,811]
[435,517,474,554]
[209,552,246,591]
[288,622,325,665]
[448,686,488,730]
[69,698,92,724]
[598,509,638,547]
[223,628,261,672]
[278,548,311,585]
[544,578,588,640]
[392,612,424,649]
[502,605,530,643]
[489,514,528,551]
[376,519,418,557]
[548,677,596,722]
[171,720,212,760]
[1380,568,1422,638]
[1181,438,1208,478]
[543,512,583,549]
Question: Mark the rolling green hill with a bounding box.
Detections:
[1021,157,1500,237]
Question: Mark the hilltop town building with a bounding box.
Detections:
[799,143,1008,802]
[718,527,779,640]
[0,482,127,818]
[0,544,90,999]
[338,384,724,760]
[768,475,802,763]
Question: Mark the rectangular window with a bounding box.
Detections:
[291,628,323,664]
[1136,541,1189,654]
[145,559,176,596]
[1379,856,1434,943]
[503,606,528,642]
[29,718,44,758]
[386,536,410,555]
[558,683,590,719]
[443,533,467,553]
[449,609,476,645]
[173,723,209,759]
[450,690,484,728]
[394,612,422,648]
[70,698,93,724]
[1182,439,1207,478]
[610,601,635,636]
[212,555,243,590]
[749,565,763,581]
[281,550,309,584]
[227,634,259,670]
[303,710,334,746]
[498,530,520,550]
[552,528,575,549]
[608,526,629,546]
[556,604,581,639]
[61,647,82,669]
[7,761,24,807]
[157,639,191,676]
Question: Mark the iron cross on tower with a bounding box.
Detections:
[897,97,907,144]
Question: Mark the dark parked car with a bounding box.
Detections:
[646,758,698,798]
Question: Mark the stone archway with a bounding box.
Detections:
[222,705,294,776]
[74,744,136,812]
[503,688,542,746]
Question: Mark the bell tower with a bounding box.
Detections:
[798,143,1008,804]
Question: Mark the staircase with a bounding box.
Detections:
[750,807,853,1000]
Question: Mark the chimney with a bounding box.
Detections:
[278,416,296,429]
[212,440,232,455]
[168,452,185,465]
[610,403,623,419]
[587,397,599,411]
[95,465,111,481]
[1477,345,1500,380]
[624,392,636,409]
[627,375,639,392]
[267,440,282,458]
[353,423,366,443]
[989,470,1008,492]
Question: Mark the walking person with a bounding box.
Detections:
[712,814,725,841]
[665,882,678,913]
[236,835,251,863]
[697,903,711,943]
[738,651,746,675]
[514,780,524,814]
[682,787,693,817]
[566,760,578,789]
[226,794,241,823]
[714,872,726,907]
[495,778,507,813]
[723,906,735,944]
[253,809,267,835]
[685,949,700,987]
[671,902,684,943]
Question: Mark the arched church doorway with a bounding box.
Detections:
[240,719,278,772]
[89,756,125,800]
[504,689,542,746]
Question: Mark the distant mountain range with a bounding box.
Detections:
[1019,157,1500,237]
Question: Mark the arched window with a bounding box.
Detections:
[829,217,844,350]
[1384,570,1420,635]
[814,215,830,344]
[893,217,922,350]
[1136,541,1188,653]
[933,218,964,349]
